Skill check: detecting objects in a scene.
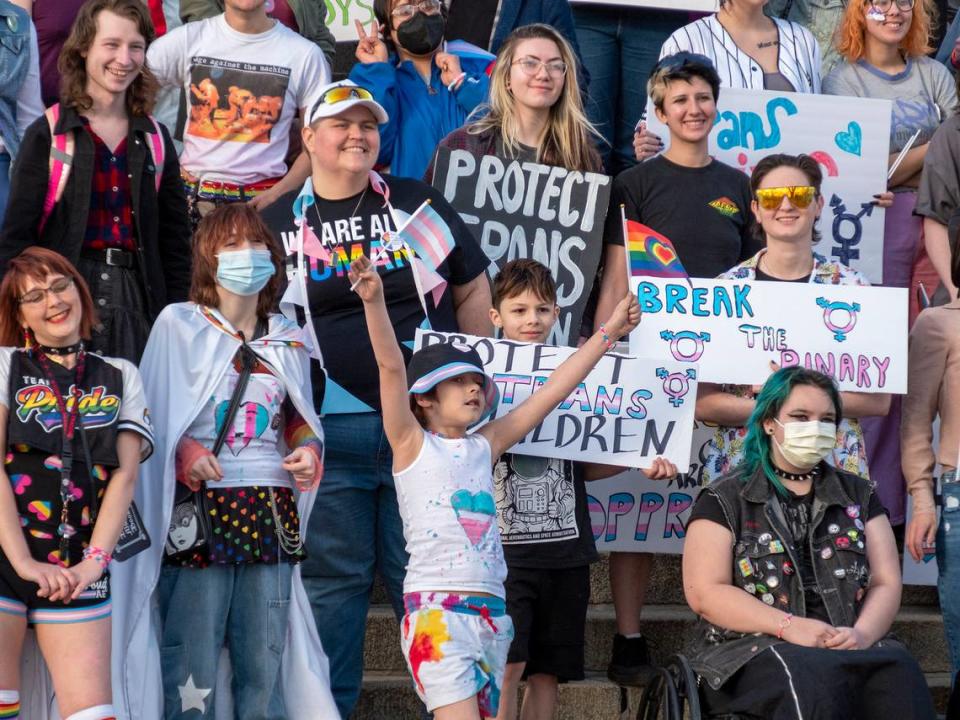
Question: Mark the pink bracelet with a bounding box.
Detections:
[82,545,112,569]
[777,613,793,640]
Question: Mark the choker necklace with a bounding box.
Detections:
[36,341,83,356]
[773,464,822,483]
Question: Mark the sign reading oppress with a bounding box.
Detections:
[431,147,612,346]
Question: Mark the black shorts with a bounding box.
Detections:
[504,564,590,681]
[0,555,111,625]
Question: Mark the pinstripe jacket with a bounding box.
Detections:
[660,14,822,94]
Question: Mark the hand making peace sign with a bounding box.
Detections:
[355,18,389,64]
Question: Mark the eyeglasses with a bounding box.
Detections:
[18,276,75,305]
[866,0,914,12]
[651,51,716,75]
[391,0,441,19]
[512,57,567,77]
[755,186,818,210]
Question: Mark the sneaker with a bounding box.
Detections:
[607,633,655,687]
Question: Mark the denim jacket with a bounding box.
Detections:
[688,464,876,690]
[0,2,31,159]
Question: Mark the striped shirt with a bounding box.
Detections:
[660,14,821,94]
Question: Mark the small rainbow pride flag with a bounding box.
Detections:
[622,206,688,279]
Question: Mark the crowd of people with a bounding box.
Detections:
[0,0,956,719]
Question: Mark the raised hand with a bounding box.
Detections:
[435,51,463,88]
[643,457,679,480]
[633,121,664,161]
[604,292,641,341]
[355,18,389,64]
[348,256,384,303]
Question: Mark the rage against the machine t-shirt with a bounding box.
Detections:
[262,176,489,414]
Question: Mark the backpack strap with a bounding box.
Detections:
[40,103,75,234]
[144,115,165,193]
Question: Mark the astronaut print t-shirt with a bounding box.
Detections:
[493,454,598,569]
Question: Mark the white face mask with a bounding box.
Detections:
[773,418,837,470]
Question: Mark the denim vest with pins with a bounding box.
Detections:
[688,464,875,689]
[0,2,30,160]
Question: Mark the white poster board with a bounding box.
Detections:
[325,0,377,43]
[569,0,719,11]
[415,330,697,467]
[587,422,714,553]
[628,277,908,393]
[645,88,892,283]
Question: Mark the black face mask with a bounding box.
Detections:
[395,13,445,56]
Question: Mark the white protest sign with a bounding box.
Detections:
[415,330,697,467]
[629,277,908,393]
[646,88,891,283]
[587,421,715,553]
[325,0,377,43]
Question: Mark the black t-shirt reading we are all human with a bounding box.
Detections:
[261,176,489,414]
[605,155,761,278]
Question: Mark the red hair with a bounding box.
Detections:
[0,248,97,345]
[836,0,934,61]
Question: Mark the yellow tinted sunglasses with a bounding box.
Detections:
[755,185,817,210]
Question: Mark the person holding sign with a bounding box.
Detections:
[486,259,677,720]
[683,366,932,718]
[824,0,955,527]
[424,23,601,182]
[0,247,153,720]
[349,1,491,180]
[697,154,890,486]
[901,248,960,686]
[659,0,821,93]
[259,80,493,718]
[594,52,759,686]
[348,251,640,720]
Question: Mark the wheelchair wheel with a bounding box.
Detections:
[636,665,682,720]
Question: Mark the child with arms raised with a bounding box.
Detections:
[348,255,640,720]
[488,259,677,719]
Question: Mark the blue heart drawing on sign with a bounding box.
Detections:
[835,122,862,156]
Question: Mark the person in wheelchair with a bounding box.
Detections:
[682,366,934,719]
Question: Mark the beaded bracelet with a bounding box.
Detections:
[599,323,615,350]
[777,613,793,640]
[82,545,112,569]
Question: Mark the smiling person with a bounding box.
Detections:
[697,154,889,486]
[823,0,955,529]
[115,202,336,720]
[349,0,491,180]
[0,0,191,364]
[259,79,492,718]
[424,23,600,184]
[0,247,153,720]
[592,53,759,686]
[684,366,931,719]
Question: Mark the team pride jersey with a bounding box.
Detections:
[395,432,507,598]
[262,175,488,414]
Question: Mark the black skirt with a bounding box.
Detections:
[702,638,935,719]
[77,256,151,363]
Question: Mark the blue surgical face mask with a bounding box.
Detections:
[216,248,275,296]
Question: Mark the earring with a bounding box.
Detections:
[22,327,31,350]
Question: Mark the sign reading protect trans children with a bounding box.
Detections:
[628,277,908,393]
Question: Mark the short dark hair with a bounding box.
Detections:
[647,52,721,111]
[749,153,824,244]
[492,259,557,308]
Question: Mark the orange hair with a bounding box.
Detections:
[836,0,934,61]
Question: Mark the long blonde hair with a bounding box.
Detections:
[469,24,602,173]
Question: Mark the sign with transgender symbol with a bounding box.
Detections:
[645,88,892,283]
[629,277,908,393]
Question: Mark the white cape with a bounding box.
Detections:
[108,303,338,720]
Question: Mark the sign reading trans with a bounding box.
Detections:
[628,277,908,393]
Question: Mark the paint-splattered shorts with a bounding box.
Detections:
[400,592,514,716]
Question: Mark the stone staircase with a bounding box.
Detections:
[353,554,950,718]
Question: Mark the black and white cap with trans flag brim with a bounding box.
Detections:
[407,342,500,424]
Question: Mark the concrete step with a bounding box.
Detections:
[354,671,952,719]
[372,553,941,608]
[363,603,949,675]
[354,671,621,720]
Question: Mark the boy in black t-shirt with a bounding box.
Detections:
[489,260,677,719]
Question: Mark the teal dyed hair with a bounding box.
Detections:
[741,366,843,495]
